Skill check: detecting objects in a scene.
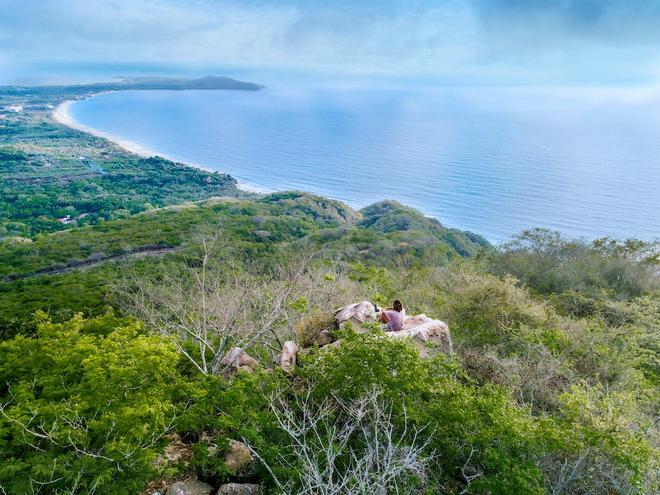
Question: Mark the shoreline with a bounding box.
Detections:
[51,97,267,194]
[50,96,491,238]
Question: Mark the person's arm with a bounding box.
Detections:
[379,310,389,323]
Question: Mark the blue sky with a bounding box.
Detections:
[2,0,660,84]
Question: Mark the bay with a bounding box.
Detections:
[69,84,660,243]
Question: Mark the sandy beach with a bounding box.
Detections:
[52,98,155,158]
[51,98,265,193]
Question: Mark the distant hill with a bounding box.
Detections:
[0,75,263,96]
[359,200,490,256]
[0,191,488,333]
[114,75,264,90]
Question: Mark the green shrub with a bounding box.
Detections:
[298,330,546,493]
[428,265,553,350]
[490,229,658,300]
[294,310,336,348]
[537,384,655,495]
[0,312,182,494]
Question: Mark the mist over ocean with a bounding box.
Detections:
[69,84,660,243]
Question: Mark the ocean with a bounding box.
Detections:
[68,84,660,243]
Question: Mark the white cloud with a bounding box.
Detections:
[1,0,660,83]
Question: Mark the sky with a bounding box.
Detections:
[2,0,660,85]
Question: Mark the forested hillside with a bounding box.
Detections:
[0,74,657,495]
[0,187,657,494]
[0,192,486,336]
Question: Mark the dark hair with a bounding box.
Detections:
[393,299,403,312]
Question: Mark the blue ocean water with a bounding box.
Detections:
[69,85,660,243]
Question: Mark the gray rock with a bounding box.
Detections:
[225,439,254,476]
[391,314,454,356]
[315,329,333,346]
[334,300,377,326]
[166,480,214,495]
[219,347,259,373]
[217,483,263,495]
[279,340,298,373]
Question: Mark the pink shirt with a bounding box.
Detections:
[383,309,405,332]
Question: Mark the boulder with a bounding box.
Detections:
[333,302,453,357]
[279,340,298,373]
[315,329,333,346]
[160,433,193,465]
[225,439,254,476]
[390,314,453,356]
[217,484,263,495]
[334,300,377,327]
[165,480,214,495]
[219,347,259,373]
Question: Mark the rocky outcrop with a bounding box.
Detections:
[165,480,214,495]
[276,340,298,373]
[225,440,255,477]
[390,313,453,356]
[334,300,377,326]
[217,483,263,495]
[333,302,453,356]
[219,348,259,373]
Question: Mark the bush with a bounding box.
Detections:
[538,384,655,495]
[0,312,183,494]
[298,330,546,493]
[490,229,658,300]
[294,310,336,348]
[424,265,554,350]
[175,369,290,488]
[300,329,427,405]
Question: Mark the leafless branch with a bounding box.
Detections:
[117,232,355,375]
[250,387,433,495]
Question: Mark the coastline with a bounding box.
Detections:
[49,97,488,236]
[51,97,266,194]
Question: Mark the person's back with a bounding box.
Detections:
[380,299,405,332]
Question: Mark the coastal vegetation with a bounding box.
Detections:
[0,188,657,494]
[0,83,657,495]
[0,83,247,237]
[0,192,487,338]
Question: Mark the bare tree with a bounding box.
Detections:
[538,449,650,495]
[117,232,353,374]
[118,231,247,374]
[250,387,433,495]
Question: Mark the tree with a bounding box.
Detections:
[0,312,182,494]
[119,232,362,375]
[253,387,432,495]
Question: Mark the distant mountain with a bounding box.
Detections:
[114,75,264,90]
[0,75,263,96]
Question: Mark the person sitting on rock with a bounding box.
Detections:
[379,299,405,332]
